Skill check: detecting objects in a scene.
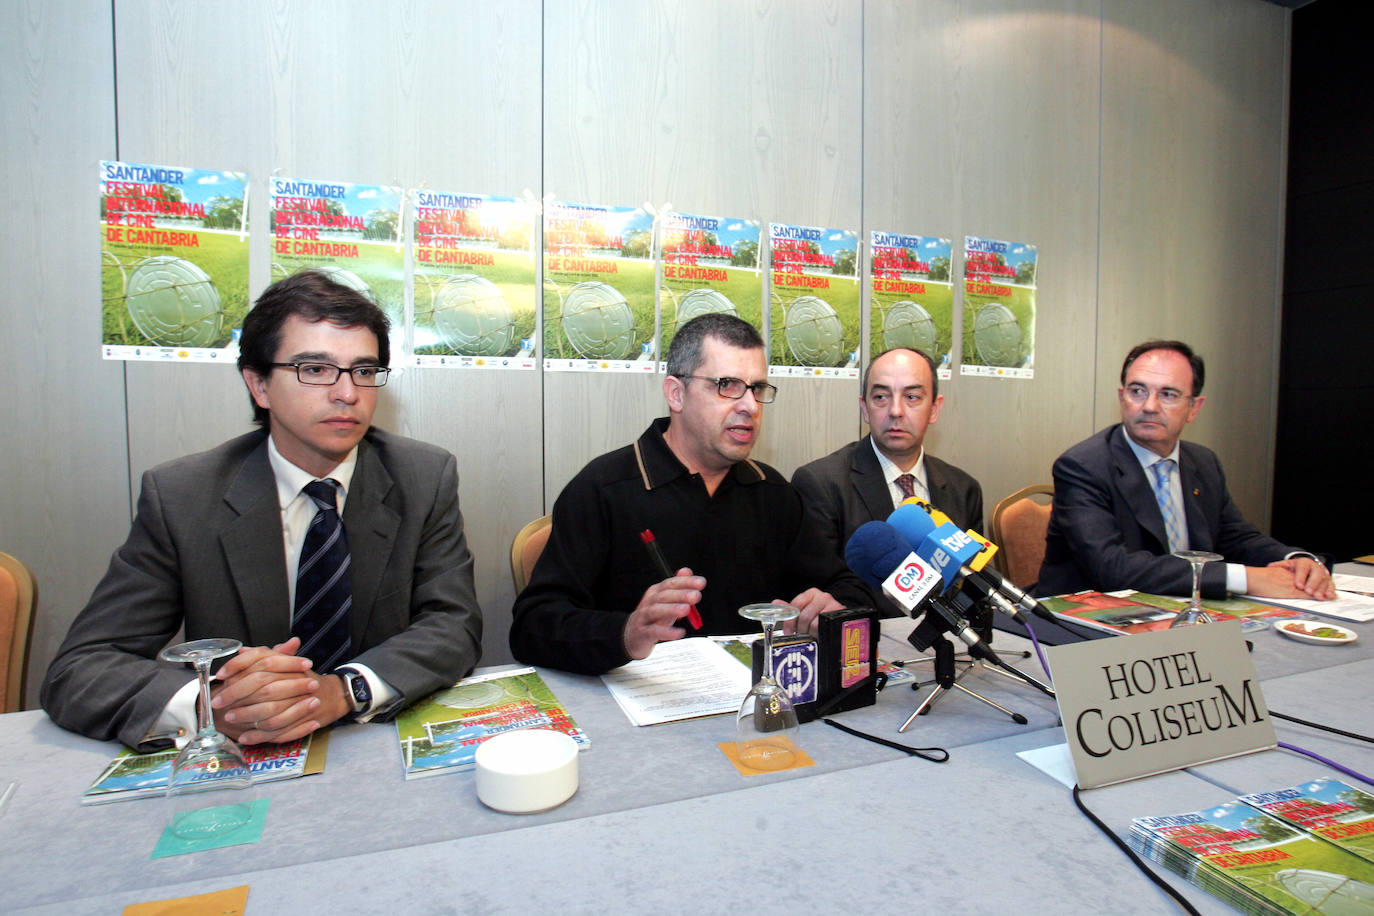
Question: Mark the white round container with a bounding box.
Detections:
[474,729,579,814]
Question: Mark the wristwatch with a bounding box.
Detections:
[337,667,372,718]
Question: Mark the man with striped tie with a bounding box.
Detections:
[1037,339,1334,602]
[42,271,483,751]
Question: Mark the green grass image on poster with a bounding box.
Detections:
[413,248,538,357]
[273,239,405,330]
[660,269,764,357]
[868,283,955,366]
[101,230,249,349]
[961,284,1035,369]
[768,275,861,368]
[544,258,656,360]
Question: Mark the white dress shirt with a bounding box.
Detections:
[870,437,929,510]
[1121,428,1247,594]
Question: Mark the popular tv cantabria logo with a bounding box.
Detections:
[894,560,931,593]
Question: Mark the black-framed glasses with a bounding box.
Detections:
[681,375,777,403]
[271,362,391,387]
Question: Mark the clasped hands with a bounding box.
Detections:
[1245,556,1336,601]
[621,568,842,661]
[208,637,350,745]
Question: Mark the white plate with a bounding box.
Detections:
[1275,620,1358,645]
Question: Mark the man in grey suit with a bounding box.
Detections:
[42,272,482,751]
[1038,339,1334,601]
[793,347,983,610]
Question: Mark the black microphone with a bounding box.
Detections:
[928,590,1055,698]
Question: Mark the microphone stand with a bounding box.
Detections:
[897,593,1053,733]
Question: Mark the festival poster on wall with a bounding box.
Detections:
[658,211,762,368]
[270,176,404,352]
[409,190,538,370]
[543,201,656,373]
[100,160,249,361]
[960,234,1037,379]
[868,232,954,380]
[768,222,860,378]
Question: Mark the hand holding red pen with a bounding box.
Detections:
[622,569,706,660]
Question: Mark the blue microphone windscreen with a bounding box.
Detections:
[888,503,936,549]
[843,521,912,588]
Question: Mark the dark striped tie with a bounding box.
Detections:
[292,479,352,672]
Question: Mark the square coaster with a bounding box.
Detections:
[123,884,249,915]
[152,798,270,859]
[718,740,815,776]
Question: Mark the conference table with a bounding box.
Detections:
[3,588,1372,914]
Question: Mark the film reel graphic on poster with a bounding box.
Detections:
[425,274,515,357]
[881,300,937,354]
[972,302,1023,367]
[783,295,845,367]
[557,280,637,360]
[123,256,225,348]
[671,287,739,326]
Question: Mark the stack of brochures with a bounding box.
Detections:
[82,737,313,805]
[1129,779,1374,914]
[394,667,588,780]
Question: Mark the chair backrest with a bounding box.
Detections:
[0,551,38,714]
[989,485,1054,590]
[509,514,553,594]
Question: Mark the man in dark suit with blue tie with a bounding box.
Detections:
[1037,340,1334,601]
[42,272,483,750]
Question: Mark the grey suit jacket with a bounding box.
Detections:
[1037,424,1297,598]
[792,436,984,613]
[41,428,482,749]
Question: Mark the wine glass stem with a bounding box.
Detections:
[194,658,215,735]
[1190,561,1204,612]
[761,621,776,681]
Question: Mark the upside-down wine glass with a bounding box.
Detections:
[1169,550,1224,628]
[159,638,256,839]
[735,603,801,771]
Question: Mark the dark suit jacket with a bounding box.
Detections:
[41,428,483,749]
[792,436,984,614]
[1037,424,1297,598]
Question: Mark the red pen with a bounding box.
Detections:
[639,529,703,630]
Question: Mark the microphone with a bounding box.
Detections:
[887,504,1030,625]
[849,522,1055,699]
[889,501,1057,625]
[842,521,944,617]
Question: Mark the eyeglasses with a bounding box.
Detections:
[681,375,777,403]
[271,362,391,387]
[1122,382,1190,409]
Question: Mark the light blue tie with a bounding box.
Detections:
[1149,459,1186,553]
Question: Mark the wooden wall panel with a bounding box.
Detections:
[541,0,864,492]
[1100,0,1289,527]
[864,0,1103,517]
[0,0,128,708]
